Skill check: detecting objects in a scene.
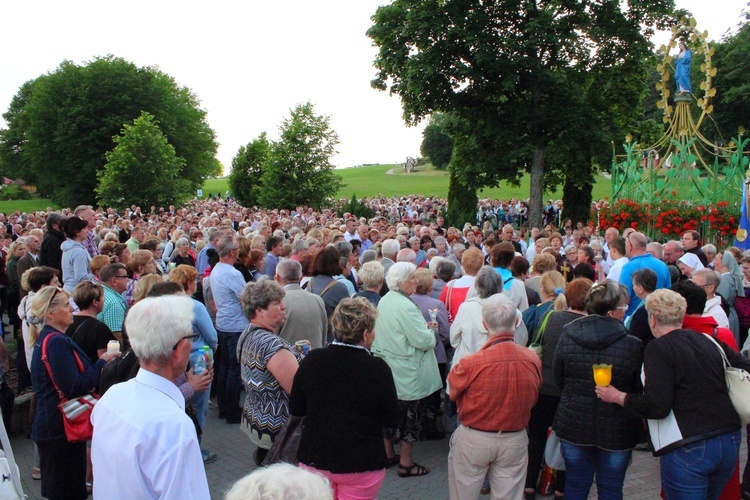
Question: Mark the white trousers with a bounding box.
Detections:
[448,424,529,500]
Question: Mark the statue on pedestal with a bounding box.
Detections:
[675,41,692,95]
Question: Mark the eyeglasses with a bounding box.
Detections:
[113,274,129,280]
[616,305,629,311]
[172,334,201,350]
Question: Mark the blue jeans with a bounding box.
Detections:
[660,430,741,500]
[216,330,242,420]
[560,441,632,500]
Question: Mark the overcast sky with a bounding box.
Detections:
[0,0,746,173]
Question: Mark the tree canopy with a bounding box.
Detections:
[231,102,344,210]
[96,112,189,209]
[0,56,220,208]
[368,0,677,226]
[228,133,270,208]
[420,114,454,169]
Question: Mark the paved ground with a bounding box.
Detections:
[10,396,748,499]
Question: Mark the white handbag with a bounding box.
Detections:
[0,409,25,499]
[706,335,750,425]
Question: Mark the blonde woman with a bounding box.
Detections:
[29,287,119,500]
[124,250,156,306]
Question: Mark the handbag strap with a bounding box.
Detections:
[532,309,554,346]
[310,279,337,298]
[705,333,731,370]
[41,333,86,402]
[0,398,24,498]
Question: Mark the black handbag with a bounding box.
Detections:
[261,415,304,466]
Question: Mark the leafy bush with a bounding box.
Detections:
[0,184,31,201]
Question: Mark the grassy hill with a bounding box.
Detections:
[205,163,612,201]
[0,163,612,213]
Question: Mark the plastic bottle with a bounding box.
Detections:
[193,352,207,375]
[202,345,212,367]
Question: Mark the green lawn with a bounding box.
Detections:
[0,165,611,213]
[0,198,59,214]
[201,164,612,201]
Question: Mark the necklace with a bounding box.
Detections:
[331,340,371,355]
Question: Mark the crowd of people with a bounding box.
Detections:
[0,193,748,499]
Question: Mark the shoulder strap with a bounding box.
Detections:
[42,333,85,401]
[531,309,555,346]
[316,280,338,298]
[71,317,94,339]
[705,334,731,372]
[504,275,514,285]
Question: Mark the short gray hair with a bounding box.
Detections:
[435,259,457,282]
[358,261,384,288]
[241,280,285,320]
[381,239,400,259]
[386,262,416,290]
[276,259,302,283]
[292,238,309,253]
[176,237,190,248]
[225,463,333,500]
[216,235,237,257]
[693,268,720,288]
[481,294,518,334]
[361,249,378,264]
[475,266,503,299]
[126,296,195,364]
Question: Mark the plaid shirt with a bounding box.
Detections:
[97,284,127,333]
[448,335,541,431]
[83,231,99,258]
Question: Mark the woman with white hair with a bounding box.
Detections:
[371,262,442,478]
[226,463,333,500]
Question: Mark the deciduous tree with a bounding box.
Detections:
[0,56,219,207]
[368,0,676,227]
[96,112,189,209]
[420,115,454,169]
[257,102,344,209]
[228,133,270,208]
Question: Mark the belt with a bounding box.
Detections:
[466,426,523,433]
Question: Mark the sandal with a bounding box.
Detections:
[385,454,400,468]
[398,462,430,478]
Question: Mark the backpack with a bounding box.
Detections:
[99,349,140,395]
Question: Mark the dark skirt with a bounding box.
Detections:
[38,438,87,500]
[386,396,429,443]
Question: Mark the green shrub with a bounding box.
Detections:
[0,185,31,201]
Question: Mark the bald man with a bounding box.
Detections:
[619,232,671,317]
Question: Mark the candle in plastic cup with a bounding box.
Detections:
[593,364,612,387]
[107,340,120,354]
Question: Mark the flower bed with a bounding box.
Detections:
[591,198,739,243]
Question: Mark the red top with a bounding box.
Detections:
[681,315,738,350]
[448,335,542,431]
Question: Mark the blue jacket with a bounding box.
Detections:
[31,326,104,442]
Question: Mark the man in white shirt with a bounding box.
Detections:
[604,236,629,283]
[91,295,209,499]
[600,227,619,275]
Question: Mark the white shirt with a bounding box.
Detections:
[606,256,629,283]
[91,369,209,500]
[704,296,729,329]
